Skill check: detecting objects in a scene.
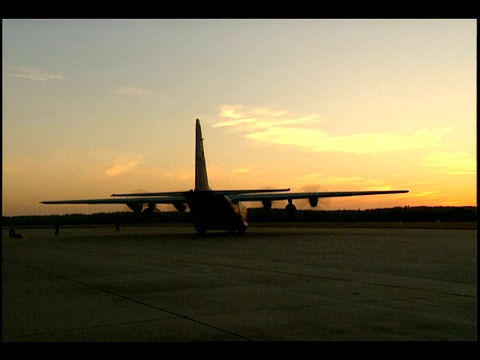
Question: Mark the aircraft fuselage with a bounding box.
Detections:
[185,190,248,235]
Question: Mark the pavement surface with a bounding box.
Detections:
[2,225,477,341]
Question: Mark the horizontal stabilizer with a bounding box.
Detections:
[213,188,290,196]
[111,191,186,197]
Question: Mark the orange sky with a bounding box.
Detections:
[2,19,476,216]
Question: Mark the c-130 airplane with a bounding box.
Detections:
[42,119,408,235]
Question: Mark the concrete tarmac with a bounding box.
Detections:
[2,225,477,341]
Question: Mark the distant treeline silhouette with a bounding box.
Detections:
[2,206,476,227]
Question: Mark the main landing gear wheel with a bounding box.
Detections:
[236,222,247,235]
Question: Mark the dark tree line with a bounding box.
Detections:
[2,206,476,227]
[248,206,477,223]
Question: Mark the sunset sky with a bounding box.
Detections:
[2,19,476,216]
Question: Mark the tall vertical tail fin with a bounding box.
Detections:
[195,119,211,191]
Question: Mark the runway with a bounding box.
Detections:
[2,225,477,341]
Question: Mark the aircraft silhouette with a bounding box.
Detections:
[42,119,408,235]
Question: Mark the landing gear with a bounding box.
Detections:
[285,202,297,214]
[236,216,247,235]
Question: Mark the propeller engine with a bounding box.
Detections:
[298,185,331,210]
[124,202,161,217]
[173,202,187,212]
[126,202,145,213]
[142,203,161,217]
[124,189,150,213]
[262,200,272,210]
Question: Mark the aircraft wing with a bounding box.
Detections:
[111,191,186,197]
[41,195,186,205]
[229,190,409,203]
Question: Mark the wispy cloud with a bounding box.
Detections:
[104,162,140,177]
[411,190,441,197]
[214,104,318,129]
[247,127,446,154]
[112,86,151,97]
[214,105,447,155]
[296,173,396,191]
[103,154,142,177]
[422,151,476,175]
[233,167,251,174]
[5,65,63,81]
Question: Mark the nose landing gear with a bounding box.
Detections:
[285,199,297,214]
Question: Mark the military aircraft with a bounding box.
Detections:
[42,119,408,235]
